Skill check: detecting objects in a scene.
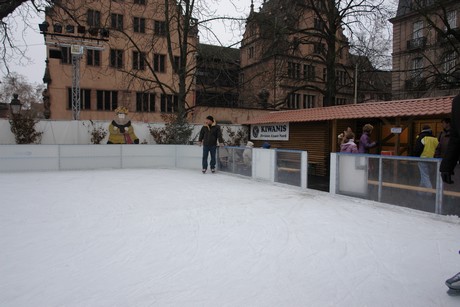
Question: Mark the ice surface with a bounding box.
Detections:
[1,169,459,306]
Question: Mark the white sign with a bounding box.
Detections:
[251,123,289,141]
[391,127,402,134]
[71,45,84,55]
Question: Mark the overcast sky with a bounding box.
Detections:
[3,0,395,85]
[2,0,264,84]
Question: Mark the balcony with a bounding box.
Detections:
[406,37,427,50]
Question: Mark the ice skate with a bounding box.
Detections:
[445,272,460,291]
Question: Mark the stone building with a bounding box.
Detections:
[239,0,359,109]
[390,0,460,99]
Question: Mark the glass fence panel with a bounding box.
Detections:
[378,158,439,213]
[218,147,252,177]
[275,150,302,187]
[336,154,456,215]
[442,170,460,216]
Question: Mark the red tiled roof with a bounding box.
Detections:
[244,96,455,124]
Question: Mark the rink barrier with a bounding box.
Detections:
[0,145,309,189]
[330,153,460,216]
[218,146,307,189]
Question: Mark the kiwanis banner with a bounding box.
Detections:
[250,123,289,141]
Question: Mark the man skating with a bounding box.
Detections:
[198,115,224,173]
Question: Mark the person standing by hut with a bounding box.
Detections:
[413,125,439,189]
[440,94,460,291]
[358,124,377,154]
[340,131,358,153]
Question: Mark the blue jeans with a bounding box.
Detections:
[202,145,217,170]
[418,162,432,189]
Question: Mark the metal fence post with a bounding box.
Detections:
[301,151,308,189]
[378,156,383,202]
[435,159,443,214]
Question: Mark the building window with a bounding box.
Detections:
[239,73,245,87]
[111,13,123,30]
[87,50,101,66]
[412,20,423,39]
[173,56,181,73]
[303,64,315,81]
[136,92,155,112]
[160,94,178,113]
[447,10,457,29]
[110,49,123,68]
[134,0,146,4]
[133,17,146,33]
[67,88,91,110]
[336,98,347,105]
[411,57,423,78]
[154,54,166,72]
[87,9,101,28]
[154,20,167,36]
[313,42,325,54]
[336,70,347,85]
[314,18,325,31]
[287,93,300,109]
[287,62,301,79]
[133,51,146,70]
[96,90,118,111]
[303,95,315,108]
[443,51,457,74]
[61,46,71,64]
[248,46,255,59]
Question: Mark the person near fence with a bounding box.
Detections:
[243,141,254,166]
[340,131,358,153]
[439,95,460,291]
[338,127,353,146]
[435,118,451,159]
[440,94,460,184]
[199,115,224,173]
[413,124,439,189]
[262,142,271,149]
[107,106,139,144]
[358,124,377,154]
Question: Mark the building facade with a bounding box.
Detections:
[390,0,460,100]
[42,0,198,122]
[239,0,358,110]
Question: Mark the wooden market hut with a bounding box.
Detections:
[244,96,455,178]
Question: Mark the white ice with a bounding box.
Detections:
[1,169,459,306]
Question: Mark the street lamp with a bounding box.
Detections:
[10,94,22,115]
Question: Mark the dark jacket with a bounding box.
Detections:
[199,121,224,146]
[413,129,438,158]
[435,128,450,158]
[440,94,460,173]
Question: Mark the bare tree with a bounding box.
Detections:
[0,73,44,109]
[241,0,392,108]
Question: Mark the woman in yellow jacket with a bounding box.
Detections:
[413,125,439,189]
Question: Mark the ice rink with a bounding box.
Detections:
[1,169,460,306]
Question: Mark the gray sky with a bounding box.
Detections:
[3,0,395,84]
[3,0,263,84]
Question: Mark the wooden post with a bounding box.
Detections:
[395,117,401,155]
[331,119,338,152]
